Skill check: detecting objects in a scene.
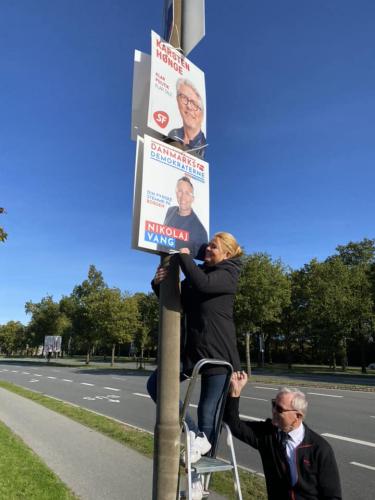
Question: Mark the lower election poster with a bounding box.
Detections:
[132,134,209,259]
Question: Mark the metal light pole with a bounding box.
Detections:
[152,3,182,499]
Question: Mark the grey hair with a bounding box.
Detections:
[176,78,204,114]
[277,386,308,417]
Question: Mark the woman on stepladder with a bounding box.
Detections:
[147,232,243,499]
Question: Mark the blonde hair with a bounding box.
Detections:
[214,232,243,258]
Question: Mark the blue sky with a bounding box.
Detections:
[1,0,375,325]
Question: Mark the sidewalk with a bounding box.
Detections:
[0,387,226,500]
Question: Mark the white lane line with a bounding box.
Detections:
[29,379,39,383]
[241,396,268,402]
[370,416,375,419]
[81,382,94,386]
[62,379,73,382]
[350,462,375,471]
[34,374,42,377]
[104,386,120,391]
[111,376,124,381]
[22,372,30,375]
[47,376,56,379]
[2,369,8,371]
[133,392,150,398]
[255,386,277,391]
[322,433,375,448]
[307,392,343,398]
[11,370,18,373]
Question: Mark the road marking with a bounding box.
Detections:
[29,379,39,383]
[241,396,268,402]
[307,392,343,398]
[111,376,124,381]
[11,370,18,373]
[22,371,30,375]
[350,461,375,471]
[255,386,277,391]
[47,376,56,379]
[35,374,42,377]
[108,399,120,403]
[2,369,8,371]
[104,386,120,391]
[133,392,151,398]
[62,379,73,382]
[81,382,94,386]
[370,416,375,419]
[322,433,375,448]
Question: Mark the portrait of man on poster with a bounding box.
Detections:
[168,78,207,159]
[157,176,208,259]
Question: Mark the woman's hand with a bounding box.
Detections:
[179,248,191,255]
[229,371,248,397]
[153,266,168,285]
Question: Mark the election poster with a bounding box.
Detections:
[147,31,207,159]
[132,134,209,259]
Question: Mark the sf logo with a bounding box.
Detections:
[153,111,169,128]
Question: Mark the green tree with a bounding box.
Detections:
[335,239,375,372]
[0,321,26,356]
[93,289,139,366]
[0,207,7,242]
[70,265,107,364]
[234,253,291,370]
[302,258,352,369]
[133,292,159,362]
[25,295,70,353]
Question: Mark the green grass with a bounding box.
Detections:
[0,420,77,500]
[0,380,267,499]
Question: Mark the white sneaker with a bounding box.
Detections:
[190,432,211,464]
[191,472,204,500]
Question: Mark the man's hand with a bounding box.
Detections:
[229,371,248,397]
[179,248,190,255]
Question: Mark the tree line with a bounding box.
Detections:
[1,238,374,372]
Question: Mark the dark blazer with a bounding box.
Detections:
[224,397,342,500]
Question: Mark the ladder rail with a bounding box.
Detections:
[178,359,243,500]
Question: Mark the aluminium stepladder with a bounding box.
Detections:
[178,359,243,500]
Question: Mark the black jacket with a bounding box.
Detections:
[224,397,342,500]
[178,254,242,375]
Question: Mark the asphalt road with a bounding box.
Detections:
[0,360,374,499]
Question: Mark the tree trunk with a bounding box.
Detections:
[360,336,367,374]
[267,338,273,364]
[246,332,251,376]
[340,337,348,371]
[286,331,293,370]
[111,344,115,367]
[85,346,90,365]
[332,351,336,371]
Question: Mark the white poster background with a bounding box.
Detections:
[134,134,209,257]
[147,31,206,139]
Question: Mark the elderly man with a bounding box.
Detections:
[224,372,342,500]
[157,176,208,259]
[168,78,207,159]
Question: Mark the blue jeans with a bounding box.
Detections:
[146,369,226,444]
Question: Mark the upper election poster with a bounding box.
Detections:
[147,31,207,159]
[135,134,209,259]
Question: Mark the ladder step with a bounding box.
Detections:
[192,456,234,474]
